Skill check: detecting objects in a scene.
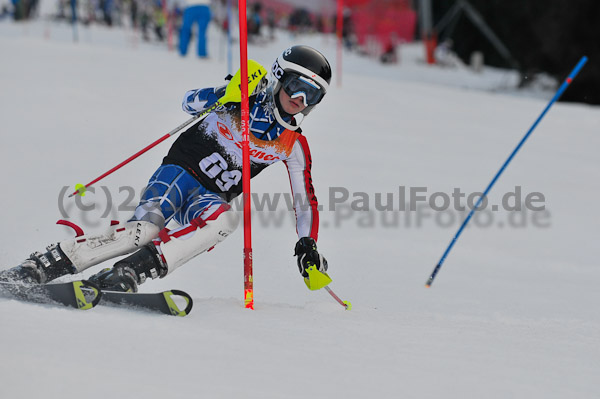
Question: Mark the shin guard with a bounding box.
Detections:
[59,220,160,273]
[153,205,239,275]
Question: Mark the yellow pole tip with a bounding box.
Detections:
[244,289,254,309]
[75,183,86,197]
[343,301,352,311]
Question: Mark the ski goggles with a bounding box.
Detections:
[281,73,325,106]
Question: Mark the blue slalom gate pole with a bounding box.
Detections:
[426,56,588,288]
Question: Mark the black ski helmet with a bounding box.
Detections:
[270,45,332,127]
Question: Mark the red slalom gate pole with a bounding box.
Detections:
[238,0,254,310]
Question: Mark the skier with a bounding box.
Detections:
[0,45,331,293]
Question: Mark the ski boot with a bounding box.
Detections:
[0,244,76,285]
[89,243,167,292]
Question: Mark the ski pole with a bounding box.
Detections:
[69,113,203,197]
[70,60,267,197]
[426,55,588,288]
[324,286,352,310]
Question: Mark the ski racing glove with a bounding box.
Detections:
[294,237,328,278]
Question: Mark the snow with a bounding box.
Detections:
[1,16,600,399]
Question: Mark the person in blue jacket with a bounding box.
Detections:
[179,0,212,58]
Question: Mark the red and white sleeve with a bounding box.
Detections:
[283,135,319,241]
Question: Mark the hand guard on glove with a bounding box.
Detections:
[294,237,328,278]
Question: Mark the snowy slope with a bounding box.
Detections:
[1,17,599,399]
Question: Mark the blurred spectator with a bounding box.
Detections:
[288,8,311,34]
[112,0,124,26]
[136,0,145,39]
[1,3,10,19]
[81,0,97,25]
[171,2,183,34]
[12,0,38,20]
[28,0,37,17]
[11,0,18,20]
[380,42,397,64]
[70,0,77,23]
[178,0,211,58]
[152,2,165,40]
[102,0,114,26]
[266,8,275,40]
[316,14,327,34]
[380,33,399,64]
[341,7,354,49]
[247,2,261,41]
[138,0,153,40]
[129,0,138,28]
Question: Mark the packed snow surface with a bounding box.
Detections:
[1,15,599,399]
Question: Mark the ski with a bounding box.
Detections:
[0,278,192,316]
[0,279,101,310]
[98,289,193,317]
